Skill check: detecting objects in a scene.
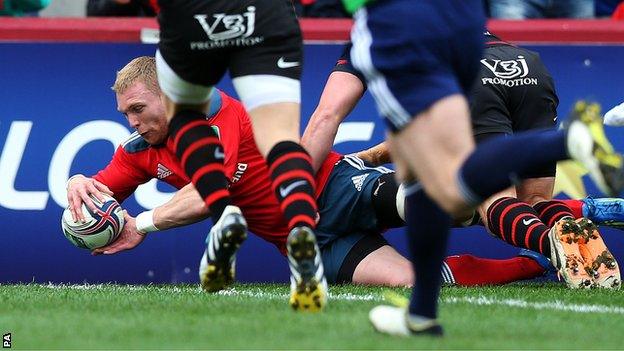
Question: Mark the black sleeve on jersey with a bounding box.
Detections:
[331,43,367,89]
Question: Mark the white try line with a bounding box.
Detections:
[37,284,624,315]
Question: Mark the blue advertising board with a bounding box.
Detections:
[1,42,624,284]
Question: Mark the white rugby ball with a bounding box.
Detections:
[61,194,124,250]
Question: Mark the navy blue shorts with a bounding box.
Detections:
[316,155,393,283]
[350,0,486,132]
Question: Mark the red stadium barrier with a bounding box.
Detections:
[1,17,624,43]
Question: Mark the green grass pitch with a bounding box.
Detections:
[1,282,623,349]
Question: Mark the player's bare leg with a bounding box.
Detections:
[352,245,414,287]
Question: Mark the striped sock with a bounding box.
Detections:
[486,197,551,256]
[267,141,318,230]
[533,200,575,227]
[442,254,546,286]
[169,110,231,223]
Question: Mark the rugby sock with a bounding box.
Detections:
[169,111,231,223]
[533,200,575,227]
[267,141,318,229]
[442,254,545,286]
[558,199,584,218]
[458,130,567,205]
[486,197,551,255]
[406,184,452,319]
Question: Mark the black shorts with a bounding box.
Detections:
[470,34,559,178]
[157,0,302,86]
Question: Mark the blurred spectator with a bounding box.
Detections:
[490,0,595,19]
[87,0,158,17]
[0,0,51,16]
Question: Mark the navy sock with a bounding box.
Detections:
[458,130,567,205]
[406,184,452,319]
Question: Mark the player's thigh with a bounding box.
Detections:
[352,244,413,287]
[389,96,476,214]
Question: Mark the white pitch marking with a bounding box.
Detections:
[37,284,624,315]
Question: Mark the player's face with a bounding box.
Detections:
[116,81,168,145]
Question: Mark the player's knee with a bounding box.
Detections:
[428,185,471,217]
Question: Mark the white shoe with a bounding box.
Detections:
[199,205,247,292]
[369,305,443,337]
[287,226,327,312]
[604,101,624,126]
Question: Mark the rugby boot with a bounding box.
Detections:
[581,197,624,229]
[575,218,621,289]
[287,226,327,312]
[199,205,248,292]
[566,100,624,197]
[369,292,443,337]
[548,217,593,289]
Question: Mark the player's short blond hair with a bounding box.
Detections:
[112,56,160,95]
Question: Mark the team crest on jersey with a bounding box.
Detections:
[191,6,264,50]
[157,163,172,179]
[481,55,538,87]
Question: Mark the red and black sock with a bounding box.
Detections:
[443,254,546,286]
[558,199,584,219]
[267,141,317,230]
[169,111,231,223]
[486,197,551,256]
[533,200,575,227]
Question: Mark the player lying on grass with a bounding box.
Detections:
[302,36,621,290]
[67,56,564,289]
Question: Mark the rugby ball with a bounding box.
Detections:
[61,194,124,250]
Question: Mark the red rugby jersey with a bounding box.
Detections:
[94,90,342,254]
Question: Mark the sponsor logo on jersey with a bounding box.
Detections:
[231,163,248,183]
[156,163,172,179]
[351,173,369,192]
[191,6,264,50]
[480,55,539,87]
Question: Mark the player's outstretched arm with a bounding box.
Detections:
[302,71,365,171]
[91,183,210,255]
[151,183,210,230]
[355,141,391,166]
[66,174,114,222]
